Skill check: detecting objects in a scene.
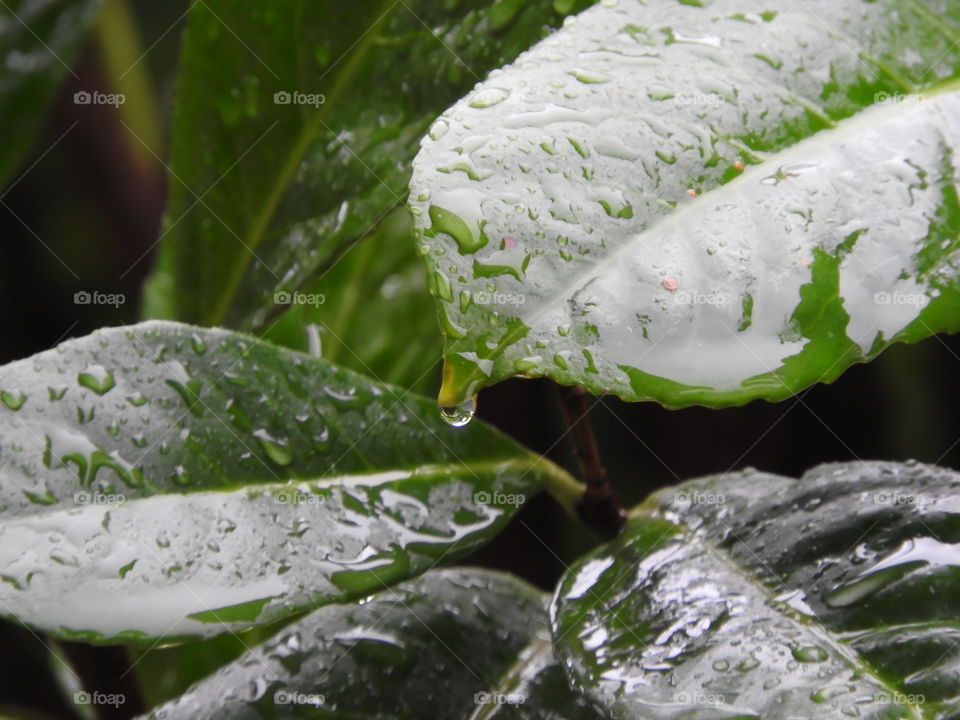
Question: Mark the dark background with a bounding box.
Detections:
[2,1,959,718]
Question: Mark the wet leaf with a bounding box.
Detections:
[410,0,960,409]
[552,460,960,719]
[145,0,598,337]
[138,568,601,720]
[0,0,101,183]
[0,321,576,642]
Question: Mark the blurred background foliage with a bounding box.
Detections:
[1,0,960,718]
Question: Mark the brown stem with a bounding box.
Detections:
[556,384,626,538]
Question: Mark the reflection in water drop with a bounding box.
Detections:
[439,396,477,428]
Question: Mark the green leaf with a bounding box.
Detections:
[410,0,960,409]
[552,460,960,719]
[0,0,101,183]
[0,321,578,642]
[260,207,443,395]
[137,568,588,719]
[150,0,599,336]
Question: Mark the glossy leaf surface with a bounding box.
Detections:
[553,460,960,719]
[410,0,960,408]
[0,322,572,641]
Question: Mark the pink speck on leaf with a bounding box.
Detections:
[687,188,698,197]
[663,278,678,291]
[503,237,517,249]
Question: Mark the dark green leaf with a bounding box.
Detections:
[0,0,101,183]
[552,460,960,719]
[0,321,578,641]
[260,207,443,395]
[138,568,551,719]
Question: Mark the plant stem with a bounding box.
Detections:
[557,384,626,538]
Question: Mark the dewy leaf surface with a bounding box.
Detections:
[0,0,101,182]
[0,322,574,641]
[410,0,960,409]
[140,569,604,720]
[150,0,598,332]
[552,460,960,719]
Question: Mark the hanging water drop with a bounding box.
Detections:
[439,396,477,428]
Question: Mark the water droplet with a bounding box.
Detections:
[439,396,477,428]
[253,429,293,466]
[568,68,612,84]
[428,118,449,141]
[190,334,207,355]
[77,365,116,395]
[1,390,26,411]
[793,646,828,663]
[469,87,510,108]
